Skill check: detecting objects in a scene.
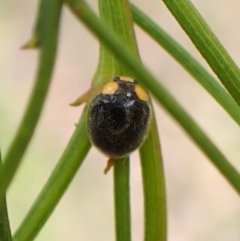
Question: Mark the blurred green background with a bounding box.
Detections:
[0,0,240,240]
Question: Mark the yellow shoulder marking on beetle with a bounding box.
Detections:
[135,85,149,101]
[119,76,135,83]
[101,81,119,95]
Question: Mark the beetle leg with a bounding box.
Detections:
[104,157,115,174]
[70,88,94,106]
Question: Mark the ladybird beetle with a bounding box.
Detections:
[87,76,151,158]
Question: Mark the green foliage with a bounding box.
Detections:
[0,0,239,240]
[132,4,240,127]
[161,0,240,107]
[13,106,90,241]
[0,154,12,241]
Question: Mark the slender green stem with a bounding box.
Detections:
[161,0,240,106]
[0,0,63,200]
[0,153,12,241]
[0,197,12,241]
[97,1,166,240]
[66,0,240,194]
[98,0,139,76]
[93,0,137,89]
[114,158,131,241]
[139,112,167,241]
[13,106,91,241]
[131,4,240,127]
[98,0,139,77]
[97,1,139,240]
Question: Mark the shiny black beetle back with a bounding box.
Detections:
[87,76,151,158]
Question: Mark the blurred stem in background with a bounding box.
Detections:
[0,152,12,241]
[0,0,63,201]
[13,107,91,241]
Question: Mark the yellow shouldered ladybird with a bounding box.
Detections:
[87,76,151,158]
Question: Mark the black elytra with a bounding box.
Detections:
[87,76,151,158]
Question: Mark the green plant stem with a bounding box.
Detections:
[0,154,12,241]
[13,107,91,241]
[0,0,63,200]
[98,0,139,76]
[96,0,139,84]
[98,1,138,240]
[161,0,240,107]
[98,1,166,240]
[93,0,139,87]
[66,0,240,194]
[0,197,12,241]
[131,4,240,127]
[139,111,167,241]
[114,158,131,241]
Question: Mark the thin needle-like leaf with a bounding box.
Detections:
[139,114,167,241]
[131,4,240,127]
[161,0,240,107]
